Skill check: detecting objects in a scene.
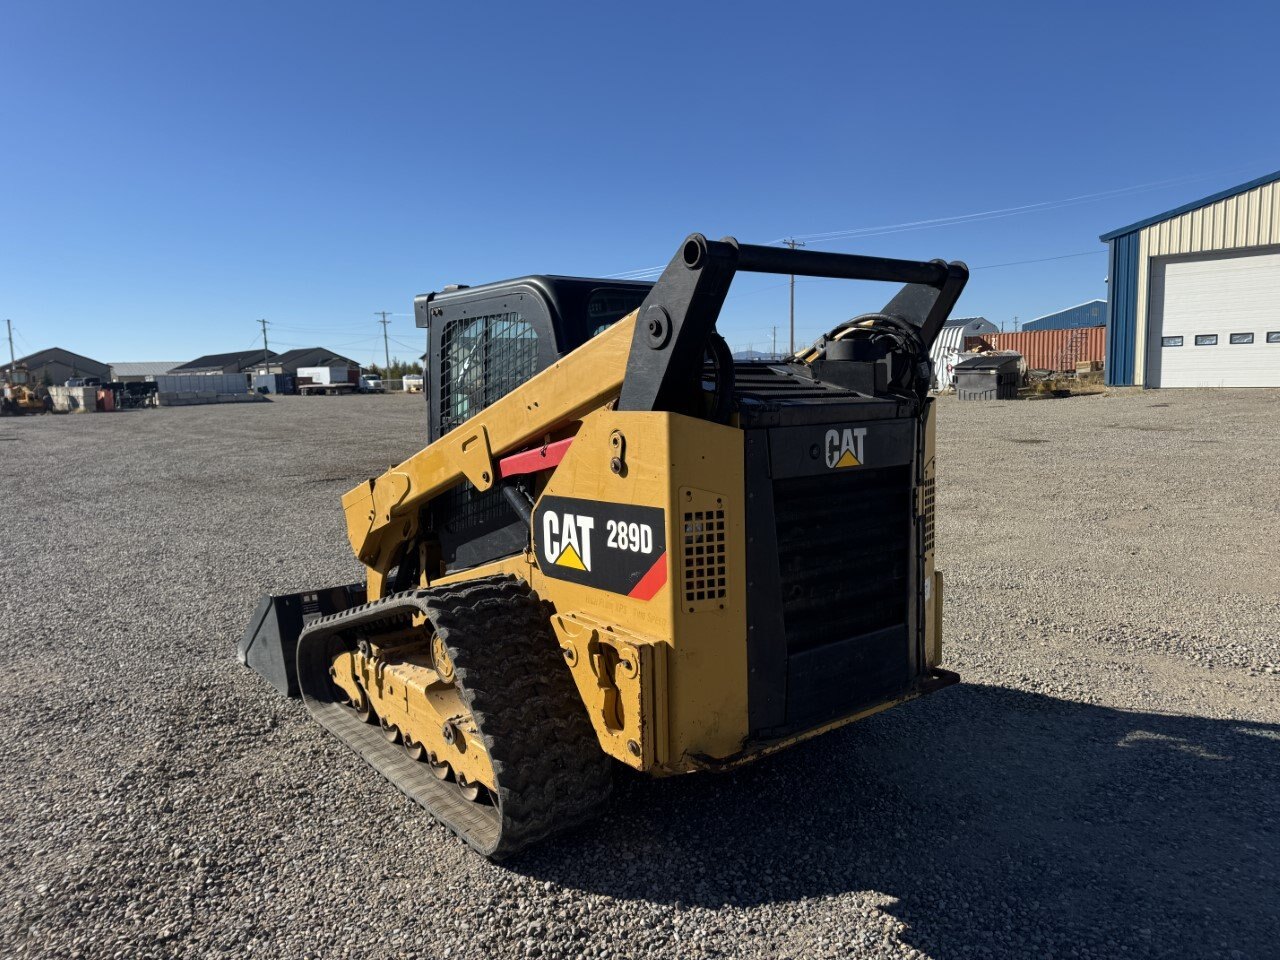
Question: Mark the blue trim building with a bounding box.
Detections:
[1100,168,1280,386]
[1023,300,1106,331]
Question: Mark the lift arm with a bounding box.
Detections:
[342,234,968,593]
[341,311,637,584]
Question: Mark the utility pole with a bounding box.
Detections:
[783,238,805,353]
[258,319,270,370]
[375,311,392,373]
[1013,315,1020,332]
[5,319,15,379]
[771,325,777,358]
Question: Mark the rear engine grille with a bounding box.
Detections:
[773,466,911,654]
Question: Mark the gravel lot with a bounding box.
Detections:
[2,389,1277,960]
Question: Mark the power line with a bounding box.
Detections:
[603,162,1270,282]
[772,165,1266,247]
[970,249,1105,270]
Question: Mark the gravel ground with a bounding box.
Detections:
[1,389,1277,960]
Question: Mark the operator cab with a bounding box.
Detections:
[415,277,653,571]
[416,276,652,444]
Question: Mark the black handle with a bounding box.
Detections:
[730,241,950,287]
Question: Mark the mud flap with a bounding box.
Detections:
[237,583,366,697]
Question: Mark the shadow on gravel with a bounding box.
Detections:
[515,683,1279,959]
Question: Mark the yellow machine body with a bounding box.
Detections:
[338,313,945,774]
[242,233,967,856]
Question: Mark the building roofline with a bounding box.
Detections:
[14,346,108,367]
[1100,168,1280,242]
[1029,298,1107,322]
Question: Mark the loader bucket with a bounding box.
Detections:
[237,583,366,697]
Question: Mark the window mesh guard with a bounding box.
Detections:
[439,312,538,434]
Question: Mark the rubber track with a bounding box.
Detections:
[296,574,613,858]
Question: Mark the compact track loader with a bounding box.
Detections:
[240,234,968,857]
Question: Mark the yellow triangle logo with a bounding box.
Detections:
[554,543,587,570]
[834,449,861,468]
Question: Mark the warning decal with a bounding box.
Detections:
[534,496,667,598]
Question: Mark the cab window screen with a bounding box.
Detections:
[439,312,537,433]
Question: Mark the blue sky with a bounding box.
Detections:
[3,1,1278,366]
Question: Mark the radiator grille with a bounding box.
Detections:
[682,509,727,606]
[773,466,910,654]
[921,476,935,555]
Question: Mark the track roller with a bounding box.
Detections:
[296,575,613,858]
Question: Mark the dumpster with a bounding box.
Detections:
[252,373,294,395]
[953,354,1021,401]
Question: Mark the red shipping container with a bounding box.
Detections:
[963,326,1105,372]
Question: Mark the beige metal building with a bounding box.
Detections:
[11,347,110,386]
[1102,170,1280,387]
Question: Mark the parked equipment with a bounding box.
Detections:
[240,234,968,857]
[2,365,48,415]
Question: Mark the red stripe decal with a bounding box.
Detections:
[497,437,574,478]
[628,551,668,601]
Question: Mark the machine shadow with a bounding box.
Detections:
[514,683,1280,958]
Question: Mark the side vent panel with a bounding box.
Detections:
[921,475,936,556]
[679,488,727,613]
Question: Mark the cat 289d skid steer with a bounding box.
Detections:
[239,234,968,857]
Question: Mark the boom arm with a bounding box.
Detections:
[341,311,637,595]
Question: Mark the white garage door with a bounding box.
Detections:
[1146,246,1280,388]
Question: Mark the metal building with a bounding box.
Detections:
[1101,169,1280,388]
[11,347,110,386]
[930,316,998,390]
[169,349,277,376]
[250,347,361,376]
[1022,299,1106,331]
[109,362,182,383]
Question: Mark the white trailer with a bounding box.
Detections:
[296,365,357,396]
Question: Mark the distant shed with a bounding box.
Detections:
[930,316,999,390]
[252,347,361,376]
[110,362,182,383]
[1022,300,1106,331]
[170,350,276,376]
